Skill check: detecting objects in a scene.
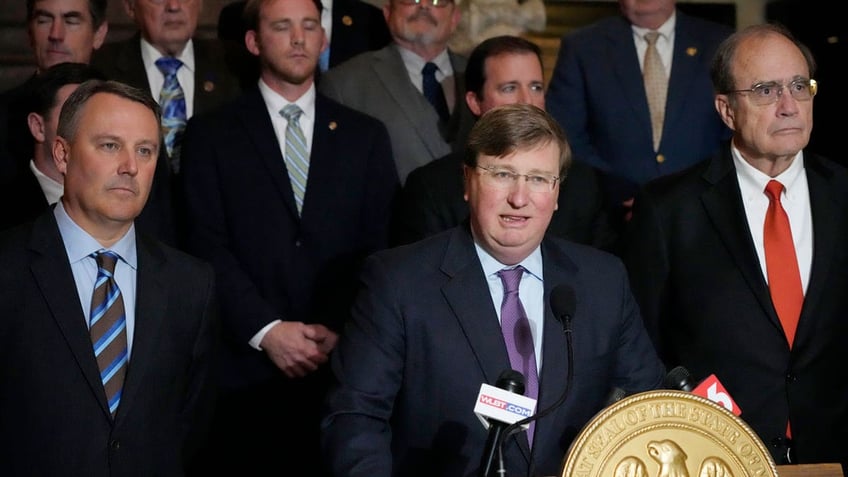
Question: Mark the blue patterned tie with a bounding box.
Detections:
[422,62,449,122]
[280,104,310,214]
[498,266,538,446]
[155,56,187,173]
[90,250,128,417]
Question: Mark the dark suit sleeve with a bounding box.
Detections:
[621,189,672,359]
[179,261,220,463]
[321,254,401,477]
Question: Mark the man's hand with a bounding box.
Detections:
[260,322,336,378]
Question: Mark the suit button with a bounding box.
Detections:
[295,240,302,247]
[785,373,796,383]
[655,154,665,164]
[110,440,121,450]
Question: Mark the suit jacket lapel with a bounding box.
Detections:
[28,212,112,417]
[795,153,842,347]
[372,46,450,159]
[700,150,781,330]
[664,13,712,133]
[608,17,651,125]
[114,235,168,422]
[115,34,153,93]
[440,226,512,385]
[239,88,300,218]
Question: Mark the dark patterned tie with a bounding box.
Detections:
[497,266,539,446]
[155,56,187,174]
[89,250,128,417]
[422,62,450,122]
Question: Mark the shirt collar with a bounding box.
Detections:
[732,146,805,201]
[140,37,196,74]
[475,242,544,282]
[53,201,138,270]
[396,45,453,77]
[258,79,317,120]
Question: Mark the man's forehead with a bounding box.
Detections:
[33,0,91,16]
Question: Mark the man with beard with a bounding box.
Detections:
[318,0,476,183]
[179,0,398,474]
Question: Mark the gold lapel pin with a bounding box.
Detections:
[329,121,338,130]
[686,47,698,57]
[203,80,215,92]
[342,15,353,26]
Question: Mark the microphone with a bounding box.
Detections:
[494,284,578,476]
[663,366,741,416]
[605,387,628,407]
[663,365,696,392]
[479,370,526,477]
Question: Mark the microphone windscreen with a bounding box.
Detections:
[495,369,525,395]
[664,365,696,392]
[550,284,577,320]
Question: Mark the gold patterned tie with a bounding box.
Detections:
[643,31,667,152]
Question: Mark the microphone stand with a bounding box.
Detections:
[493,315,574,477]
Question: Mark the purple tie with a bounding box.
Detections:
[497,266,539,446]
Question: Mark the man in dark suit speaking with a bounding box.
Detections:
[0,80,218,476]
[322,104,664,477]
[180,0,398,474]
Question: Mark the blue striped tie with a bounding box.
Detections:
[89,250,128,417]
[280,104,310,214]
[155,56,187,173]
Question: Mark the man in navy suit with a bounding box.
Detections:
[0,80,217,476]
[322,104,664,477]
[546,0,732,234]
[624,24,848,468]
[391,35,617,252]
[180,0,398,474]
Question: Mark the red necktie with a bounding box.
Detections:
[763,180,803,348]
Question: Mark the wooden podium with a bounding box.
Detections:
[776,464,844,477]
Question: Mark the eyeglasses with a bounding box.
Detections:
[395,0,454,8]
[475,165,561,193]
[725,78,817,106]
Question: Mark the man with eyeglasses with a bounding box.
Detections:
[624,24,848,469]
[322,103,665,477]
[318,0,476,183]
[390,35,617,252]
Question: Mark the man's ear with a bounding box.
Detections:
[53,137,70,175]
[465,91,482,117]
[714,94,736,131]
[27,112,46,143]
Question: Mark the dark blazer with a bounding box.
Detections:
[322,225,665,477]
[391,150,618,251]
[0,162,48,231]
[0,210,218,476]
[319,44,476,182]
[180,87,399,388]
[546,11,732,206]
[623,148,848,467]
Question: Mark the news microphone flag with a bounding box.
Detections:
[692,374,742,416]
[474,383,538,431]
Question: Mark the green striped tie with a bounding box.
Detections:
[280,104,309,214]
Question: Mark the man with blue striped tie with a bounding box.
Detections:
[0,79,218,476]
